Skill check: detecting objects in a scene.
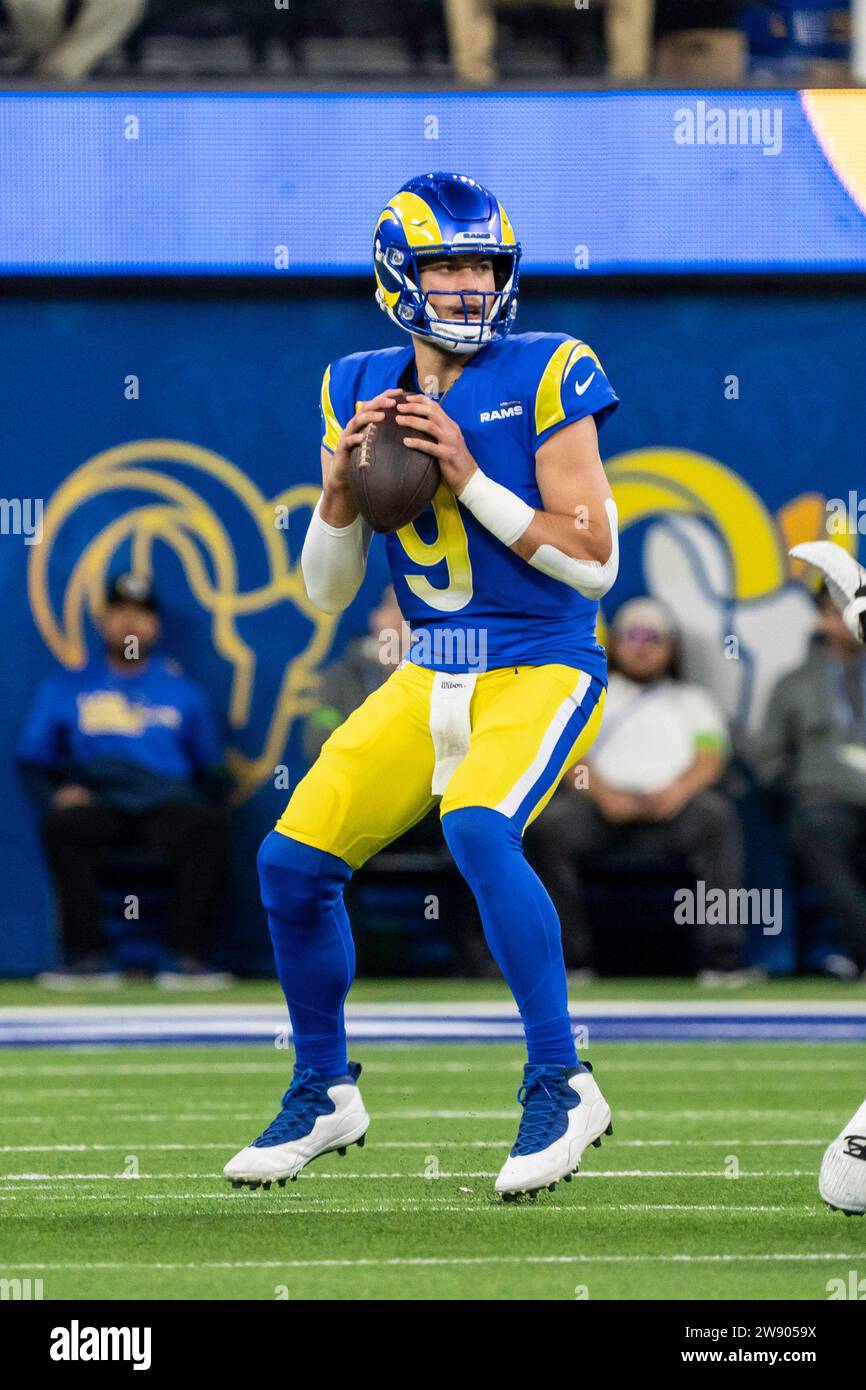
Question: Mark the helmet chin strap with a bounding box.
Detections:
[429,335,485,357]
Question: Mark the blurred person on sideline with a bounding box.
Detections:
[443,0,656,85]
[783,543,866,1216]
[756,581,866,977]
[525,596,750,985]
[5,0,146,82]
[17,573,233,989]
[304,585,409,765]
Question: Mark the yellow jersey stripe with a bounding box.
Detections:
[562,340,603,386]
[320,365,343,452]
[534,338,578,440]
[534,339,604,440]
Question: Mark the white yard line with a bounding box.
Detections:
[3,1000,865,1018]
[8,1252,866,1270]
[0,1170,822,1182]
[0,1138,830,1153]
[2,1079,858,1100]
[0,1058,864,1078]
[0,1113,849,1127]
[1,1108,847,1126]
[330,1109,845,1120]
[1,1001,865,1047]
[0,1195,820,1213]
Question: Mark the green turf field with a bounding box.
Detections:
[1,974,864,1006]
[2,1035,865,1301]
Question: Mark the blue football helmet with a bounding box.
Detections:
[373,172,521,355]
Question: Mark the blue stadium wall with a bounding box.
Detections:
[1,282,864,975]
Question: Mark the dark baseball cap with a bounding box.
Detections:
[106,572,159,613]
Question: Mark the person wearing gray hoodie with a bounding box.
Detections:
[756,584,866,972]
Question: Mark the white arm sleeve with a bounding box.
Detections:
[458,469,619,600]
[301,497,371,615]
[529,497,619,600]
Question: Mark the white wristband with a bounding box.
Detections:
[301,496,371,615]
[457,468,535,547]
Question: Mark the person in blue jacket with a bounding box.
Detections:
[17,572,233,987]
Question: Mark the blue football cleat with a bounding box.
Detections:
[496,1060,612,1199]
[224,1060,369,1189]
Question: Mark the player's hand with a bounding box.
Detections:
[396,393,479,495]
[641,783,690,823]
[594,786,644,824]
[51,785,95,811]
[328,389,406,492]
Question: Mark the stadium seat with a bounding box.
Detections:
[582,853,698,977]
[348,842,486,978]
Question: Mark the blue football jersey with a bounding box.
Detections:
[320,332,619,676]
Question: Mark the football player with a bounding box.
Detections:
[225,172,619,1198]
[790,540,866,1215]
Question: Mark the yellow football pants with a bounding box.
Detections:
[276,662,606,869]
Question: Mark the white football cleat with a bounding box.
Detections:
[495,1060,612,1200]
[224,1060,369,1190]
[819,1105,866,1216]
[790,541,866,643]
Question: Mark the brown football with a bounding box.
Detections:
[348,390,441,534]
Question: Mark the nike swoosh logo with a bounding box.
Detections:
[575,372,596,396]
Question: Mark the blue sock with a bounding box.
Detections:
[442,807,578,1068]
[257,831,355,1077]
